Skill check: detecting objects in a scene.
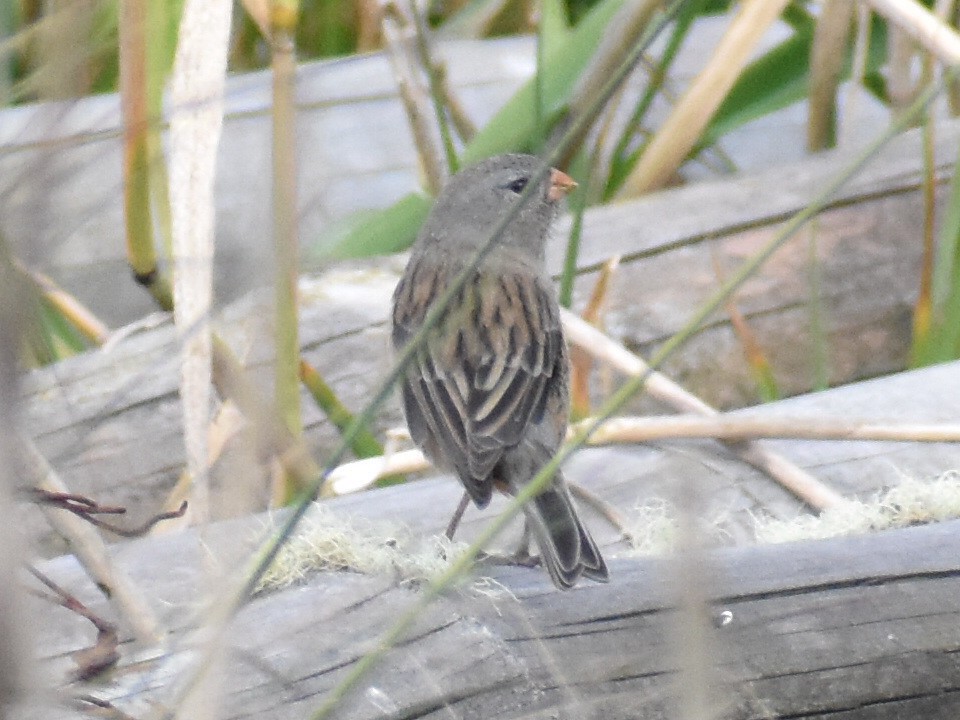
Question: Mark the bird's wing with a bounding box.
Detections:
[464,272,564,473]
[392,266,565,507]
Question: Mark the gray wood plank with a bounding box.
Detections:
[18,365,960,717]
[18,508,960,719]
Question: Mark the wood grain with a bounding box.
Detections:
[22,488,960,719]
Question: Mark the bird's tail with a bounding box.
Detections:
[520,472,609,590]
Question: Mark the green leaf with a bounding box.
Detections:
[314,192,432,261]
[701,30,815,148]
[438,0,511,39]
[300,359,383,459]
[540,0,571,57]
[37,294,88,360]
[702,18,887,149]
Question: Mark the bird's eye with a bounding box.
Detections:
[505,176,529,194]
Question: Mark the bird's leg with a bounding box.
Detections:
[508,520,539,567]
[443,492,530,567]
[444,491,471,540]
[470,520,541,569]
[483,486,621,570]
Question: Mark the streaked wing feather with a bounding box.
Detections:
[393,263,563,504]
[464,276,562,479]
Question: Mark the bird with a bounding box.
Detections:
[391,153,609,590]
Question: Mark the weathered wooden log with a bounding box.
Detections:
[20,463,960,719]
[12,358,960,718]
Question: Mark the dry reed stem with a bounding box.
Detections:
[327,413,960,496]
[381,2,445,194]
[615,0,792,197]
[869,0,960,64]
[270,23,303,497]
[808,0,855,151]
[888,29,921,111]
[577,415,960,444]
[568,0,661,118]
[842,4,873,145]
[561,310,844,510]
[169,0,233,524]
[435,62,477,143]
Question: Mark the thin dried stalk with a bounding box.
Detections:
[356,0,382,51]
[869,0,960,64]
[381,3,446,194]
[32,0,96,99]
[329,448,426,495]
[435,62,477,144]
[410,0,458,174]
[615,0,791,197]
[933,0,960,111]
[570,256,620,419]
[808,0,855,151]
[887,28,920,112]
[211,334,323,495]
[119,0,160,284]
[671,469,720,720]
[842,6,873,152]
[169,0,233,523]
[555,0,661,166]
[577,414,960,444]
[0,235,28,709]
[948,6,960,110]
[560,310,845,510]
[569,0,661,112]
[325,411,960,497]
[238,0,270,37]
[271,18,303,470]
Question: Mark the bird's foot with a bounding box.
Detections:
[476,549,541,569]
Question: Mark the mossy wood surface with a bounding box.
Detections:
[19,360,960,719]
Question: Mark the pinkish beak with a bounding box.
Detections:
[548,168,577,201]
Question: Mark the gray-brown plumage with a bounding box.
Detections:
[391,153,608,590]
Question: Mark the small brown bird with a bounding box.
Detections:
[391,153,608,589]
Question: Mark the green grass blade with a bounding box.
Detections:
[558,148,592,307]
[604,0,707,199]
[915,136,960,364]
[300,359,383,459]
